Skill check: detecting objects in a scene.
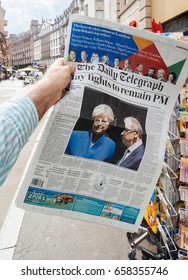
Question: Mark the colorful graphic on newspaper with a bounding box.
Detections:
[16,15,188,232]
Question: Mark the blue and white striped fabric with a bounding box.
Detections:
[0,96,39,186]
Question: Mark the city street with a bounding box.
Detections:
[0,78,25,104]
[0,79,152,260]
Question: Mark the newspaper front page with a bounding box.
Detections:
[16,15,188,232]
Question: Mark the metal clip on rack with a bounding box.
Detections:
[127,221,169,260]
[178,249,188,260]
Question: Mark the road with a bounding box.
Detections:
[0,79,152,260]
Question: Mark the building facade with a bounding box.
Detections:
[34,19,54,68]
[0,1,8,67]
[151,0,188,33]
[9,20,39,69]
[117,0,152,30]
[8,0,188,69]
[50,17,61,64]
[8,0,118,69]
[80,0,117,21]
[33,0,84,69]
[117,0,188,32]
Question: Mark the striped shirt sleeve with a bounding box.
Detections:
[0,96,39,186]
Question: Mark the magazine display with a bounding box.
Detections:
[144,190,158,233]
[16,15,188,232]
[179,224,188,250]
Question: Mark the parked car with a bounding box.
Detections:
[17,71,27,80]
[23,75,36,86]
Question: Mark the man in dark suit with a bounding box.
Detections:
[144,67,157,79]
[116,117,145,171]
[157,68,166,82]
[114,57,122,69]
[69,48,77,62]
[123,59,132,72]
[101,54,110,65]
[79,50,90,63]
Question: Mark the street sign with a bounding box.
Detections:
[33,62,38,67]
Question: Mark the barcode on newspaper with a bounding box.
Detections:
[31,178,44,187]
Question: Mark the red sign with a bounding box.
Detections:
[152,19,163,33]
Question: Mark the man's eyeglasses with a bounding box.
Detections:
[122,128,137,135]
[94,118,109,125]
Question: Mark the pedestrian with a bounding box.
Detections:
[12,72,16,81]
[0,58,75,186]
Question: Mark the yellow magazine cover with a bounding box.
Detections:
[144,190,158,233]
[180,87,188,110]
[180,112,188,133]
[179,224,188,250]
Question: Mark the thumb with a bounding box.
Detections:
[66,62,76,74]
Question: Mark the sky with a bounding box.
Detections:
[2,0,72,35]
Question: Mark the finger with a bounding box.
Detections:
[52,58,64,67]
[66,62,76,74]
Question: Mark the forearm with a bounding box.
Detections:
[0,59,75,186]
[0,96,38,186]
[26,59,75,120]
[26,79,57,120]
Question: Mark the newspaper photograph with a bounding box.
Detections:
[16,15,188,232]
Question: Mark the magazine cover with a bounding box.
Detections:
[180,157,188,183]
[180,87,188,110]
[179,111,188,134]
[179,224,188,250]
[144,190,158,233]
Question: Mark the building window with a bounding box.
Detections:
[96,10,104,18]
[85,4,88,16]
[162,11,188,32]
[95,0,104,18]
[80,0,84,10]
[96,0,104,10]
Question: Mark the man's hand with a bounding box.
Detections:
[26,58,76,119]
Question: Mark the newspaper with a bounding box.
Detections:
[16,15,188,232]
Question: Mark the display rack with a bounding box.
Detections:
[127,81,188,260]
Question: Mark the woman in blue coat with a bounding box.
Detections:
[65,104,115,162]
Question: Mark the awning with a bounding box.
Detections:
[18,67,35,71]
